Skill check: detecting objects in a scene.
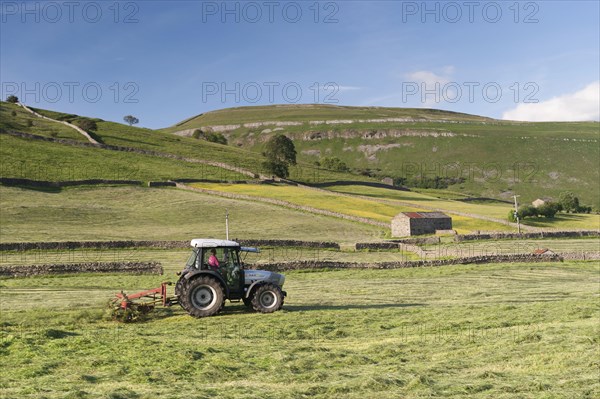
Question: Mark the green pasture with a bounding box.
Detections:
[0,261,597,398]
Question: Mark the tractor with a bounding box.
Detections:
[111,239,286,321]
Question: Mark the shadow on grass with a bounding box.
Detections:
[283,303,425,312]
[87,130,104,144]
[4,184,62,193]
[99,134,159,146]
[522,213,595,228]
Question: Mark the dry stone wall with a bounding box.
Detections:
[251,254,564,271]
[0,261,163,278]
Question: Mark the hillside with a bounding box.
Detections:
[0,102,370,184]
[1,101,598,241]
[163,104,600,209]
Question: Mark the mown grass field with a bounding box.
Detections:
[0,186,385,243]
[0,261,598,398]
[423,238,600,258]
[1,101,598,399]
[189,182,515,234]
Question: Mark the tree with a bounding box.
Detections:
[508,210,518,223]
[518,205,536,219]
[6,95,18,103]
[192,129,228,145]
[262,135,296,178]
[123,115,139,126]
[75,118,97,131]
[558,191,579,213]
[321,157,349,172]
[261,160,290,178]
[537,202,560,218]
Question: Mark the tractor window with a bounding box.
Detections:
[186,248,199,268]
[202,247,225,269]
[223,248,237,268]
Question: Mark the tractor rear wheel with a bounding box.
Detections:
[181,276,225,318]
[251,284,284,313]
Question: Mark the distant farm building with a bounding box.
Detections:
[381,177,394,186]
[392,212,452,237]
[532,198,552,208]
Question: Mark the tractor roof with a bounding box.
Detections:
[190,239,240,248]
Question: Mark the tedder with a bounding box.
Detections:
[111,239,286,321]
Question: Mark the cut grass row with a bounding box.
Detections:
[0,261,597,398]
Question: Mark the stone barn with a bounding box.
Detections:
[392,212,452,237]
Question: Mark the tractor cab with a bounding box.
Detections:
[185,239,246,296]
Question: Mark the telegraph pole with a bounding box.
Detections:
[513,195,521,234]
[225,209,229,240]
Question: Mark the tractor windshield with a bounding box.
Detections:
[186,248,199,268]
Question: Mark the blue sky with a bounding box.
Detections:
[1,0,599,128]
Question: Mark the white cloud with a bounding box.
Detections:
[405,69,454,106]
[502,82,600,122]
[441,65,456,75]
[406,70,450,86]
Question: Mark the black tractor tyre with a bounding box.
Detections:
[181,276,225,318]
[175,277,190,311]
[251,284,284,313]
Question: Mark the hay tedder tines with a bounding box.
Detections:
[110,282,176,322]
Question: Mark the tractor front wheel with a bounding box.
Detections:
[251,284,284,313]
[181,276,225,318]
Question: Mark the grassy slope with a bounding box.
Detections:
[0,261,597,398]
[0,102,84,141]
[1,102,377,185]
[0,134,246,182]
[163,104,600,208]
[0,186,384,243]
[162,104,494,128]
[189,183,514,233]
